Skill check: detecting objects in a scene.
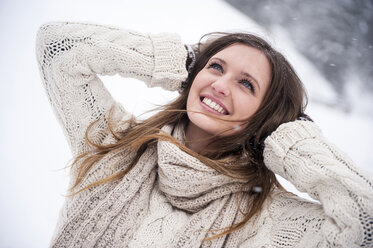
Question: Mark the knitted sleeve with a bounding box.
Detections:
[35,22,188,156]
[263,120,373,247]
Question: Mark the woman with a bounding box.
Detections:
[36,22,373,248]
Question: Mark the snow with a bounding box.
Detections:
[0,0,372,247]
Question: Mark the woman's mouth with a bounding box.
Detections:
[200,96,229,115]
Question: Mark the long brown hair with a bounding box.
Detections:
[69,32,310,239]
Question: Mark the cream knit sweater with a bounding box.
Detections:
[36,22,373,248]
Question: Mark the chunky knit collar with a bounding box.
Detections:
[157,124,251,213]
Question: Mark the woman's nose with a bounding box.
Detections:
[211,77,230,97]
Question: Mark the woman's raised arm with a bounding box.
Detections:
[36,22,188,156]
[263,120,373,247]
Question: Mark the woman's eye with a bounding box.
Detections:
[240,79,255,93]
[208,62,223,73]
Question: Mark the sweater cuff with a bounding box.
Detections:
[149,33,188,91]
[264,120,322,166]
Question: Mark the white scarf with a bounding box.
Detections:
[51,124,252,248]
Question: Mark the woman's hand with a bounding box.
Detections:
[262,119,321,178]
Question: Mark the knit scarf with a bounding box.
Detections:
[51,124,252,248]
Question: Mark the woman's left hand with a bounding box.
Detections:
[262,119,373,247]
[262,119,321,178]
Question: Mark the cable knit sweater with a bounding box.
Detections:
[36,22,373,248]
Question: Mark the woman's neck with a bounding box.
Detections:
[184,121,214,153]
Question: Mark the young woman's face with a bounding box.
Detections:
[186,43,271,137]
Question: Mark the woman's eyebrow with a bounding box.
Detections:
[241,72,261,91]
[211,57,261,92]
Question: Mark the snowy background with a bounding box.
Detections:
[0,0,372,247]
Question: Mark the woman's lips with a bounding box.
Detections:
[199,94,229,115]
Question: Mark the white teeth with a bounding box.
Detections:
[202,97,226,114]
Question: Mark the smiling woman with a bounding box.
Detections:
[36,22,373,247]
[183,33,309,157]
[186,43,271,150]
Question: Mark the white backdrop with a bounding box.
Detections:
[0,0,372,247]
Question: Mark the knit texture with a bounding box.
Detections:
[36,22,373,248]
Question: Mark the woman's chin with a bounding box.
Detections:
[187,112,239,137]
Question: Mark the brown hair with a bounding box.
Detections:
[69,32,310,239]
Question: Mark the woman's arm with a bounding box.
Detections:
[36,22,188,156]
[263,120,373,247]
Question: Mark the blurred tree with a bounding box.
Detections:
[224,0,373,98]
